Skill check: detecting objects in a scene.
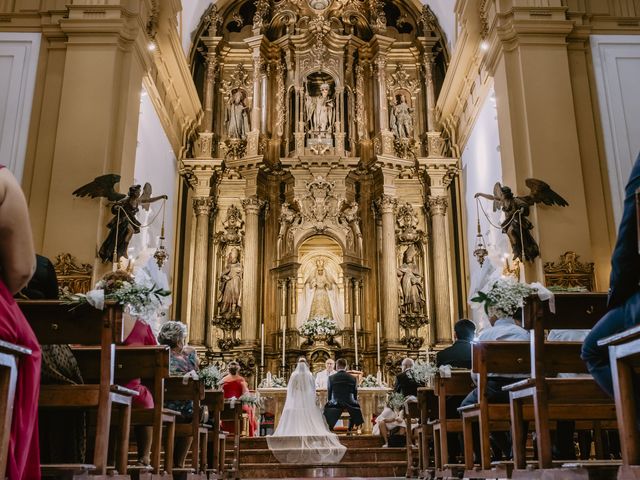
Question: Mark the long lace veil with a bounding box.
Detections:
[266,360,346,464]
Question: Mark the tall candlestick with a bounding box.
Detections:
[376,320,381,367]
[260,322,265,366]
[353,321,358,366]
[282,326,286,367]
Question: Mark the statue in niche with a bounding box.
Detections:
[277,202,301,256]
[339,201,362,252]
[305,82,335,135]
[226,89,250,140]
[306,259,338,319]
[217,247,243,319]
[390,94,413,139]
[397,245,425,315]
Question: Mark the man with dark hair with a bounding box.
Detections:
[323,358,364,431]
[436,319,476,369]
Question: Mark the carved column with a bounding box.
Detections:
[423,52,436,131]
[241,195,267,344]
[376,56,389,132]
[251,54,262,134]
[202,54,217,133]
[376,194,399,342]
[191,196,214,345]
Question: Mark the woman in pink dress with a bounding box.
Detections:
[222,361,257,437]
[0,165,41,479]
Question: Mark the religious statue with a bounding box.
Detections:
[217,247,243,319]
[397,245,425,315]
[390,94,413,139]
[226,89,250,140]
[72,174,167,263]
[339,201,362,252]
[299,258,343,324]
[475,179,569,262]
[305,82,335,135]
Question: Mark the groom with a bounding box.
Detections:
[323,358,364,431]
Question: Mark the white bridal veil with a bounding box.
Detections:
[266,360,347,464]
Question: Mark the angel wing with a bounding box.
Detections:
[139,182,153,211]
[72,174,126,202]
[523,178,569,207]
[492,182,505,212]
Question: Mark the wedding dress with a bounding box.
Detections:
[266,361,346,464]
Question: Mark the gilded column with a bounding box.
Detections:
[427,196,451,344]
[190,196,214,345]
[241,195,267,344]
[376,56,389,132]
[375,194,399,342]
[423,52,436,131]
[251,54,263,134]
[202,54,217,133]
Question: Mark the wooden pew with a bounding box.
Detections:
[507,293,616,476]
[203,390,225,479]
[459,341,532,478]
[404,397,421,478]
[18,300,135,478]
[431,370,475,479]
[164,377,209,478]
[598,324,640,480]
[415,386,438,478]
[72,345,177,478]
[220,400,243,480]
[0,339,32,479]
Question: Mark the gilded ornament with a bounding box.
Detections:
[544,251,595,291]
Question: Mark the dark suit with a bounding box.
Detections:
[436,340,472,369]
[394,370,420,397]
[323,370,364,429]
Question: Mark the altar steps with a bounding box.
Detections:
[228,435,407,479]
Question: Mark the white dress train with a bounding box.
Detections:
[266,362,347,464]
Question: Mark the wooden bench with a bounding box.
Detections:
[72,345,177,478]
[164,376,209,478]
[220,399,243,480]
[507,293,615,475]
[415,386,438,478]
[431,370,475,478]
[404,397,421,477]
[459,341,532,478]
[0,339,32,479]
[18,300,135,478]
[203,390,225,479]
[598,324,640,480]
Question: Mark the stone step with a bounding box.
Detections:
[232,434,385,450]
[236,446,406,464]
[235,461,407,479]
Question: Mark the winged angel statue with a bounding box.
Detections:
[73,174,167,263]
[475,179,568,262]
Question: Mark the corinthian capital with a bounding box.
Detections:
[427,196,448,216]
[242,195,267,215]
[193,196,214,217]
[375,194,398,215]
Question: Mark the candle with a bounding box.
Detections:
[260,322,265,366]
[376,321,381,367]
[353,321,358,366]
[282,326,286,367]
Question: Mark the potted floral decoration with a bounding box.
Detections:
[258,375,287,388]
[471,277,537,319]
[360,374,384,387]
[406,359,439,387]
[387,392,406,412]
[299,315,338,341]
[200,365,224,390]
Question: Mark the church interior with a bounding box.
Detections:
[1,0,640,479]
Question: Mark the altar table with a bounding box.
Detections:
[257,387,390,434]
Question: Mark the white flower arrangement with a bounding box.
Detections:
[471,277,537,319]
[299,315,338,338]
[259,375,287,388]
[200,365,224,390]
[406,359,439,386]
[360,374,384,387]
[387,392,406,412]
[239,392,263,408]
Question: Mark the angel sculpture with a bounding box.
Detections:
[73,174,167,263]
[475,179,568,262]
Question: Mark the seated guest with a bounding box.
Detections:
[373,404,404,446]
[222,361,257,437]
[436,318,476,463]
[582,154,640,423]
[158,321,200,466]
[395,357,420,396]
[315,358,336,389]
[460,308,529,461]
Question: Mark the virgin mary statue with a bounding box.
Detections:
[297,259,344,327]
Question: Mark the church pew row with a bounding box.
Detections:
[0,339,32,479]
[203,390,226,479]
[219,400,243,480]
[18,300,135,479]
[598,324,640,480]
[404,397,422,478]
[416,387,437,478]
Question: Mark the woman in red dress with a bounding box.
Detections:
[0,165,41,479]
[222,361,257,437]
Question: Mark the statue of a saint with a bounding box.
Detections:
[306,259,337,319]
[217,247,243,318]
[397,245,425,315]
[390,94,413,139]
[226,90,250,140]
[305,82,335,134]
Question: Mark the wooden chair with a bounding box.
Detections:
[506,293,615,474]
[72,345,177,478]
[431,370,475,479]
[164,377,209,478]
[19,300,135,478]
[459,341,532,478]
[404,398,421,477]
[220,400,243,480]
[416,387,438,478]
[0,340,32,479]
[598,324,640,480]
[203,390,225,479]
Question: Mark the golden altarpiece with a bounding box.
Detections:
[178,0,461,382]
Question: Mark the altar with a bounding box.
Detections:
[258,387,390,435]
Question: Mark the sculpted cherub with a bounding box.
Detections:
[73,174,167,263]
[475,179,568,262]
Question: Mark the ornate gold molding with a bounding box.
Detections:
[54,253,93,294]
[543,251,595,291]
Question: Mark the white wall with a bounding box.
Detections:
[460,87,509,327]
[181,0,213,55]
[424,0,455,51]
[129,86,179,281]
[0,32,40,181]
[591,35,640,226]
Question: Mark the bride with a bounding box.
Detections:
[266,358,346,464]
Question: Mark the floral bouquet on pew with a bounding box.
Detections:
[406,359,439,387]
[470,277,537,318]
[387,392,406,412]
[200,364,224,390]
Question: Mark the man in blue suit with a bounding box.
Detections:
[582,154,640,402]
